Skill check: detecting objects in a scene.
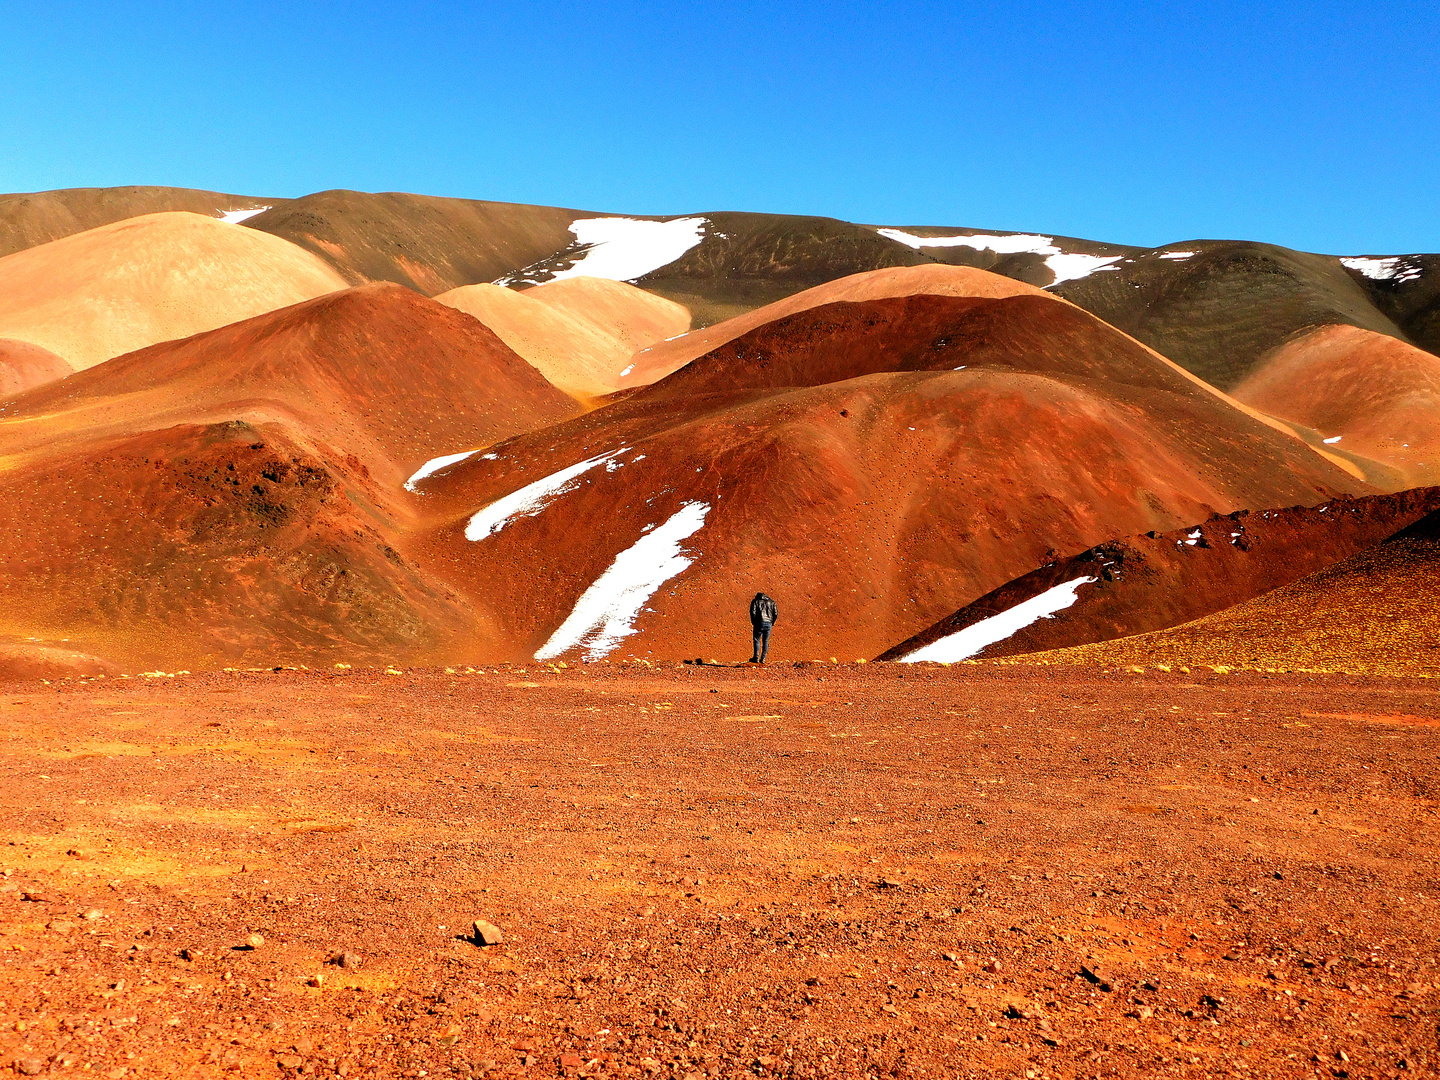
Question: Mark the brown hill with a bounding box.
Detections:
[243,190,585,294]
[0,184,278,258]
[0,338,70,396]
[1053,242,1409,391]
[1231,325,1440,487]
[1024,509,1440,677]
[880,487,1440,662]
[0,212,349,371]
[619,264,1055,389]
[434,277,688,398]
[408,293,1370,664]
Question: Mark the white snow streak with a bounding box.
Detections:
[1340,256,1424,284]
[216,207,271,224]
[899,576,1097,664]
[535,501,711,661]
[550,217,708,282]
[875,228,1122,287]
[1323,435,1343,444]
[465,448,627,541]
[405,450,481,492]
[1159,250,1196,260]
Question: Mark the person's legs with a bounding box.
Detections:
[751,626,762,663]
[759,623,771,662]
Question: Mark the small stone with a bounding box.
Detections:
[277,1055,302,1069]
[338,951,363,969]
[472,920,504,946]
[16,1060,46,1077]
[244,932,264,949]
[306,973,323,987]
[942,952,959,963]
[293,1037,313,1053]
[19,890,48,903]
[1079,964,1113,991]
[982,960,1000,974]
[559,1052,582,1068]
[878,878,902,890]
[48,920,76,933]
[81,908,104,921]
[179,947,200,961]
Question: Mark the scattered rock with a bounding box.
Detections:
[179,947,200,961]
[942,952,959,963]
[306,973,323,987]
[15,1060,46,1077]
[982,959,1001,974]
[1080,964,1113,991]
[243,932,264,949]
[81,908,104,921]
[19,890,48,903]
[472,919,504,946]
[277,1054,302,1069]
[337,950,363,969]
[878,878,902,889]
[47,919,75,933]
[559,1052,582,1069]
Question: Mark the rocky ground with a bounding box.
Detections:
[0,662,1436,1079]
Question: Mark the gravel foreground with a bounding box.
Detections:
[0,662,1435,1079]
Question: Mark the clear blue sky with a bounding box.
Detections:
[3,1,1437,254]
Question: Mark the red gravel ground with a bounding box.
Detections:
[0,663,1436,1079]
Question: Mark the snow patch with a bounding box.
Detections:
[618,364,635,378]
[1323,435,1343,444]
[217,206,271,224]
[535,501,711,661]
[899,576,1097,664]
[465,448,627,541]
[874,228,1121,288]
[500,217,708,286]
[405,450,480,492]
[1340,256,1424,284]
[1158,250,1196,260]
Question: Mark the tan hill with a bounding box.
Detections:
[0,211,349,371]
[880,487,1440,662]
[618,263,1056,388]
[408,292,1369,664]
[434,276,688,398]
[0,338,71,396]
[0,184,278,258]
[1232,324,1440,487]
[1024,510,1440,677]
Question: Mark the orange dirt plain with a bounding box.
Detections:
[0,663,1436,1080]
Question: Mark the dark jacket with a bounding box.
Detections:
[750,593,778,627]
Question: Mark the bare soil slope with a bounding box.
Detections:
[0,184,277,258]
[243,190,585,295]
[1232,324,1440,486]
[0,664,1435,1079]
[0,338,71,396]
[412,294,1370,664]
[1030,511,1440,677]
[0,286,583,670]
[619,264,1055,389]
[435,277,689,398]
[882,487,1440,662]
[0,212,349,371]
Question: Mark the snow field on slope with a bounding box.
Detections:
[900,576,1097,663]
[405,450,480,492]
[217,207,271,224]
[1340,256,1424,284]
[535,501,711,661]
[465,448,629,541]
[875,228,1121,287]
[549,218,708,283]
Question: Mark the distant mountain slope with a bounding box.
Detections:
[243,189,586,294]
[0,184,278,258]
[880,487,1440,663]
[1340,253,1440,355]
[0,339,71,396]
[0,211,349,371]
[1232,325,1440,487]
[1022,508,1440,677]
[1050,241,1409,391]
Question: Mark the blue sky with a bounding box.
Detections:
[3,1,1437,253]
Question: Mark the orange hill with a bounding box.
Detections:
[408,292,1370,664]
[0,338,70,397]
[434,276,688,398]
[617,264,1053,388]
[0,211,348,371]
[1232,324,1440,487]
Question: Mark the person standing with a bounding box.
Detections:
[749,592,778,663]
